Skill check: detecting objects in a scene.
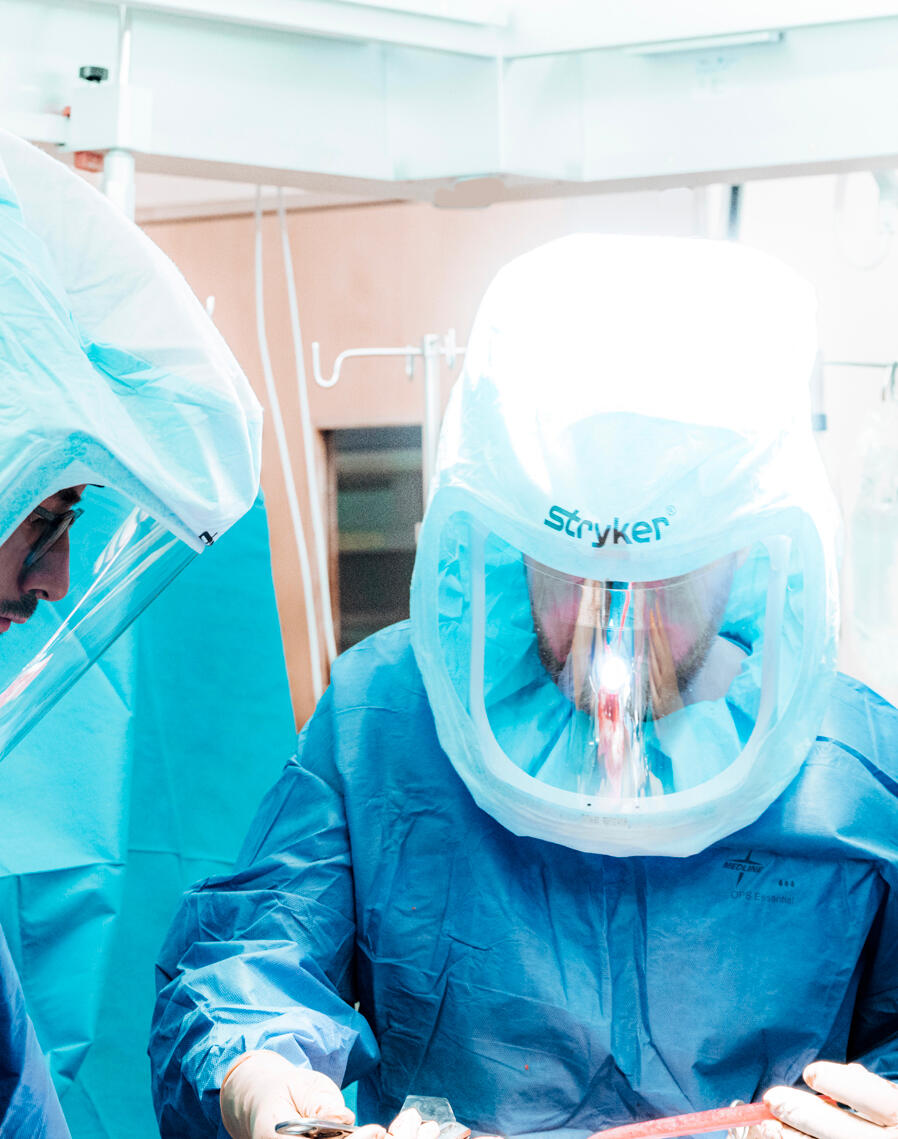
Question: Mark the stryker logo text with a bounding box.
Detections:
[544,505,672,547]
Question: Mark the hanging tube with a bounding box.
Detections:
[421,334,442,511]
[277,190,338,664]
[254,188,325,701]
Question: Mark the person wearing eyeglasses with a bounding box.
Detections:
[0,488,85,633]
[0,128,263,1136]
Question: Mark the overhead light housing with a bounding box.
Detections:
[624,30,784,57]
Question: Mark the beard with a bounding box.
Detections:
[534,613,720,717]
[0,593,38,621]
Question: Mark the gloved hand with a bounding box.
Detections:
[383,1107,500,1139]
[220,1049,359,1139]
[763,1062,898,1139]
[736,1062,898,1139]
[383,1108,441,1139]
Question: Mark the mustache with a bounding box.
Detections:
[535,619,718,716]
[0,594,39,621]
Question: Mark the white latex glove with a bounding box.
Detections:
[385,1109,441,1139]
[738,1062,898,1139]
[383,1107,500,1139]
[764,1062,898,1139]
[220,1050,357,1139]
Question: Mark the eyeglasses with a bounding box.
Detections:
[22,505,84,571]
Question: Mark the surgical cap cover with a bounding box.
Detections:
[0,130,261,550]
[411,234,839,857]
[0,131,262,757]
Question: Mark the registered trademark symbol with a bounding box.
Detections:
[667,506,676,517]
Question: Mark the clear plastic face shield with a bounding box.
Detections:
[524,554,745,798]
[0,484,197,757]
[434,511,805,813]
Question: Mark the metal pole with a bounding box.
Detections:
[103,6,136,219]
[727,184,742,240]
[103,148,136,219]
[117,4,132,86]
[809,354,827,432]
[421,333,442,512]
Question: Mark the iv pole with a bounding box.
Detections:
[311,330,464,511]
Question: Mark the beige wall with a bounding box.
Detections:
[146,172,898,719]
[144,187,697,725]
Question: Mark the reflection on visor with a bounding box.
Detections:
[525,557,741,798]
[0,485,197,758]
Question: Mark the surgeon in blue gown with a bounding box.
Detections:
[0,927,70,1137]
[0,130,264,1136]
[151,236,898,1139]
[0,491,81,1138]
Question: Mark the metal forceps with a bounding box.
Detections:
[275,1122,359,1138]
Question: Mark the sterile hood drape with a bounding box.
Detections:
[411,234,840,858]
[0,130,262,758]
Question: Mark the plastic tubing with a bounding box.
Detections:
[277,189,338,665]
[585,1101,774,1139]
[254,187,325,700]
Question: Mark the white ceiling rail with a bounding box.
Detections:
[621,31,784,57]
[74,0,510,56]
[312,332,464,511]
[63,0,898,58]
[504,0,898,58]
[14,1,898,202]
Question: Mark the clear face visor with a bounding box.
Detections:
[436,514,802,808]
[0,484,197,757]
[524,555,747,798]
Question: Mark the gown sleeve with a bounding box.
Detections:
[149,687,379,1138]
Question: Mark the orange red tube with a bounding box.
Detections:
[585,1101,775,1139]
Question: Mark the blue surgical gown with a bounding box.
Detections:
[0,924,70,1137]
[150,621,898,1139]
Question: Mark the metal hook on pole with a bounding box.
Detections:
[824,359,898,404]
[310,332,465,510]
[311,342,420,388]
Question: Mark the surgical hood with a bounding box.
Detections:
[0,130,260,548]
[434,234,834,580]
[0,131,262,757]
[411,234,840,857]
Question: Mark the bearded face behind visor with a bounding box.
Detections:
[411,235,839,858]
[525,553,741,797]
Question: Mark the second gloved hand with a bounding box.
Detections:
[761,1062,898,1139]
[220,1050,357,1139]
